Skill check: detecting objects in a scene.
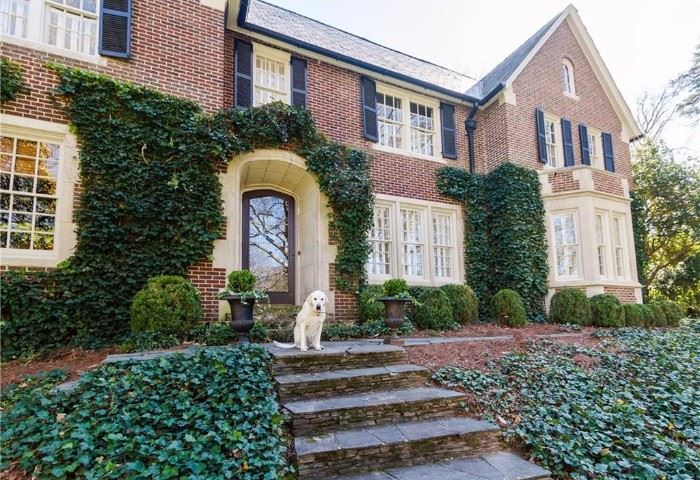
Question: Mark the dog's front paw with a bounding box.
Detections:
[300,346,308,352]
[313,345,324,351]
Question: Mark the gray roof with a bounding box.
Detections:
[243,0,477,96]
[465,10,564,100]
[241,0,564,103]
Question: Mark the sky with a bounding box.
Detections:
[266,0,700,156]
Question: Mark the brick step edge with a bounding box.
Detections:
[277,365,430,402]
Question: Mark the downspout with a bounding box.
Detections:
[465,104,478,174]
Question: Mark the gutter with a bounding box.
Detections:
[465,105,479,173]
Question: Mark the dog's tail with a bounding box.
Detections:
[272,341,296,349]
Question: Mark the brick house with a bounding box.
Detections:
[1,0,643,321]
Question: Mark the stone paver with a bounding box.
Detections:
[296,417,498,456]
[276,364,427,385]
[284,387,463,414]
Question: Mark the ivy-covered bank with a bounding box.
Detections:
[437,163,548,319]
[0,66,373,357]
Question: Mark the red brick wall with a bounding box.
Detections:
[604,286,637,304]
[592,170,625,196]
[547,170,580,193]
[475,20,632,180]
[187,261,227,322]
[1,0,226,123]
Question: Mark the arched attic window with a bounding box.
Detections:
[562,58,576,96]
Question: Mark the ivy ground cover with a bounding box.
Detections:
[435,323,700,479]
[1,345,291,479]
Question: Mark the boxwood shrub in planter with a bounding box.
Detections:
[491,289,527,327]
[657,300,685,327]
[648,303,668,327]
[590,294,624,328]
[218,270,268,342]
[440,284,479,325]
[130,275,202,336]
[549,288,591,326]
[411,289,455,331]
[622,303,650,327]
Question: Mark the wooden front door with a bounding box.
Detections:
[242,190,295,304]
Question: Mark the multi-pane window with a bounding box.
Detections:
[410,102,434,156]
[368,205,392,276]
[367,201,458,284]
[612,216,625,278]
[544,118,558,167]
[588,132,600,168]
[401,208,423,277]
[45,0,98,56]
[0,0,30,38]
[553,212,579,278]
[562,59,575,96]
[1,135,59,250]
[377,93,403,149]
[432,213,453,279]
[254,54,287,106]
[595,213,607,277]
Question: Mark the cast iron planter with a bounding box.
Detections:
[223,294,256,343]
[378,296,411,345]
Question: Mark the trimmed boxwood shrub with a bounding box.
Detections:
[411,289,455,330]
[657,300,685,327]
[359,285,385,322]
[622,304,650,327]
[648,303,668,327]
[491,289,527,327]
[383,278,409,297]
[130,275,202,336]
[549,288,591,326]
[1,346,291,479]
[440,284,479,325]
[590,294,624,328]
[227,270,256,292]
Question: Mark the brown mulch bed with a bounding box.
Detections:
[410,322,595,338]
[407,325,602,372]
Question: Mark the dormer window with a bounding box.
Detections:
[562,59,576,97]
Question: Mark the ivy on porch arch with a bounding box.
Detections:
[47,65,373,341]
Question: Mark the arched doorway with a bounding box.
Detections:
[242,190,295,304]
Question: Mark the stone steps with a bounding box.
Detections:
[266,341,549,479]
[295,417,500,479]
[276,364,430,402]
[329,452,552,480]
[270,342,406,375]
[285,386,466,436]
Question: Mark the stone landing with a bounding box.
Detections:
[265,341,551,480]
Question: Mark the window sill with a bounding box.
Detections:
[1,248,59,268]
[563,92,580,101]
[367,276,460,287]
[372,143,448,164]
[2,35,108,66]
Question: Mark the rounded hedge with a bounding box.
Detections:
[491,289,527,327]
[411,289,455,330]
[439,284,479,325]
[130,275,202,336]
[382,278,409,297]
[359,285,385,322]
[589,294,624,328]
[647,303,668,327]
[227,270,256,293]
[549,288,591,326]
[657,300,684,327]
[622,304,649,327]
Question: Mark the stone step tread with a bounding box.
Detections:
[284,387,465,415]
[329,452,551,480]
[277,364,428,385]
[295,417,498,457]
[268,342,405,359]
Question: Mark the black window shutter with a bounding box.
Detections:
[561,118,574,167]
[290,56,307,108]
[579,124,590,165]
[602,132,615,172]
[360,77,378,141]
[440,103,457,159]
[234,39,253,109]
[99,0,132,58]
[536,108,547,163]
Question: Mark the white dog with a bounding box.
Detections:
[273,290,327,352]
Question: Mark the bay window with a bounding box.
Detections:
[595,212,607,277]
[1,135,59,251]
[367,197,460,285]
[612,215,626,279]
[552,211,580,278]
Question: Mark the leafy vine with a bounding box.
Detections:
[0,58,29,104]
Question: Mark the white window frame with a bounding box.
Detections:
[551,210,581,280]
[373,83,443,163]
[611,213,627,280]
[594,211,608,278]
[252,43,290,107]
[587,127,603,170]
[0,0,105,64]
[562,58,578,99]
[367,196,461,286]
[543,113,563,168]
[367,203,394,280]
